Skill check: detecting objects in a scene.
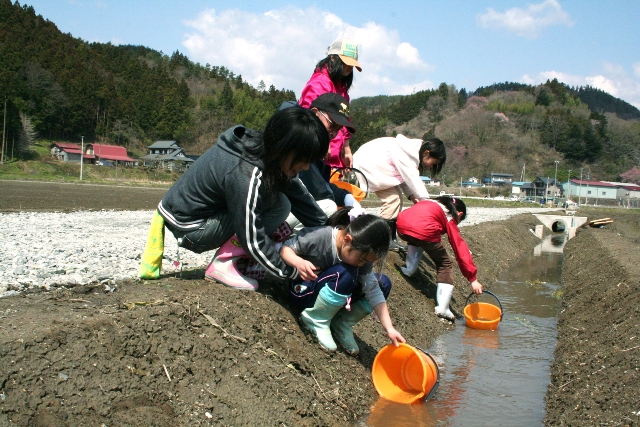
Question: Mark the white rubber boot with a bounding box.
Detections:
[400,245,424,277]
[434,283,455,320]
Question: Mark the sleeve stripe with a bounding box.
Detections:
[157,201,204,230]
[244,167,291,278]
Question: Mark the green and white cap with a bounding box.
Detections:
[326,39,362,72]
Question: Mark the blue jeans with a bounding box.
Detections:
[170,192,291,254]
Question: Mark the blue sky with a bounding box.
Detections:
[24,0,640,108]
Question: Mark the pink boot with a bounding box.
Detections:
[204,235,259,291]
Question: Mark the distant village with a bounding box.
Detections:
[50,141,640,208]
[50,140,198,172]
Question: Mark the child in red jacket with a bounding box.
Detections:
[396,197,483,320]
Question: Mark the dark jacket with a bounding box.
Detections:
[158,125,327,279]
[298,160,350,206]
[298,160,334,201]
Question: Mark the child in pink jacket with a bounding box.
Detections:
[396,197,483,320]
[299,39,361,168]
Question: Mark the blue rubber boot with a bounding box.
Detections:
[300,286,348,352]
[331,299,373,356]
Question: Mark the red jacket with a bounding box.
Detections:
[397,200,477,282]
[299,67,351,168]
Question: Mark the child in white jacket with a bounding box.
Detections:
[353,136,446,251]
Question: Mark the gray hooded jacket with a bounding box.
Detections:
[158,125,327,279]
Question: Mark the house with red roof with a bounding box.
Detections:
[601,181,640,206]
[87,143,137,166]
[50,142,94,163]
[618,184,640,198]
[563,179,620,205]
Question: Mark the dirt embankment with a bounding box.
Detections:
[545,211,640,427]
[0,210,542,426]
[2,180,637,426]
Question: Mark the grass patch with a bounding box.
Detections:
[0,142,177,188]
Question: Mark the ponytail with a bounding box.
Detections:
[435,196,467,223]
[326,207,390,260]
[325,206,352,227]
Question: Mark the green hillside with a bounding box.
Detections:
[0,0,295,158]
[349,79,640,184]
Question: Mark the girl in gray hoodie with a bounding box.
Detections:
[158,107,330,290]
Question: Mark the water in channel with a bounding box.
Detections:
[360,234,566,427]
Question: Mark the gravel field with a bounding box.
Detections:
[0,206,555,296]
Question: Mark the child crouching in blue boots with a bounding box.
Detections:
[280,207,405,354]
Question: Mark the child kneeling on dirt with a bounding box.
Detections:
[280,207,405,354]
[397,197,483,321]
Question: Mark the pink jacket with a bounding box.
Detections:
[397,200,478,282]
[299,67,351,168]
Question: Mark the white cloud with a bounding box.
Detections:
[521,64,640,109]
[477,0,574,39]
[181,6,433,99]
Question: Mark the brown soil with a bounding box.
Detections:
[0,181,638,426]
[544,210,640,427]
[0,180,168,212]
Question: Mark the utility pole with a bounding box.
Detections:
[545,177,549,205]
[578,168,583,206]
[585,173,590,205]
[553,161,559,203]
[80,136,84,180]
[1,97,6,164]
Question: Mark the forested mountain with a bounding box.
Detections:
[349,79,640,183]
[473,81,640,120]
[571,86,640,120]
[1,0,638,184]
[0,0,295,156]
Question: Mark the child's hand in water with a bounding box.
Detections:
[385,327,406,347]
[294,259,318,281]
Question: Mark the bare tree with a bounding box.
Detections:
[17,111,37,156]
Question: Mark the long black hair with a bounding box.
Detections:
[326,207,390,260]
[315,55,353,90]
[419,138,447,176]
[435,196,467,223]
[244,107,329,194]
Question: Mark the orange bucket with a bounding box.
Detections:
[330,168,369,203]
[463,290,503,330]
[331,180,366,202]
[371,343,440,404]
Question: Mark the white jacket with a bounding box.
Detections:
[353,134,430,201]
